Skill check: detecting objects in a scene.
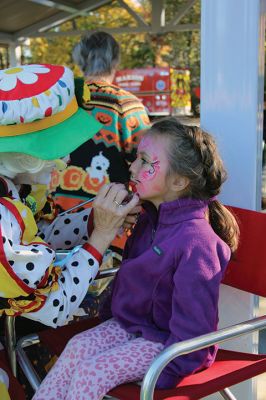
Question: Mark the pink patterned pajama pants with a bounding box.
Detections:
[33,318,164,400]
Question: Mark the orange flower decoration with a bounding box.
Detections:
[60,166,85,190]
[49,169,61,192]
[82,174,109,194]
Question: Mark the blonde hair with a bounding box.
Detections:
[0,153,55,178]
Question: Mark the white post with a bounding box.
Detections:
[201,0,265,399]
[8,42,21,67]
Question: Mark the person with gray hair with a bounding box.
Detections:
[72,30,120,79]
[53,31,150,255]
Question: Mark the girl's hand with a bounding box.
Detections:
[89,183,139,253]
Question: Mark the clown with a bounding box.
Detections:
[0,64,139,330]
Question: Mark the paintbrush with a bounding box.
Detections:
[58,181,137,217]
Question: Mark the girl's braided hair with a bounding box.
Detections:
[146,117,239,253]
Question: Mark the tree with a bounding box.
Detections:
[24,0,200,86]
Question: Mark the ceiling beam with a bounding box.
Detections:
[14,0,113,40]
[25,0,79,13]
[162,23,199,32]
[0,32,15,44]
[23,23,200,39]
[168,0,197,28]
[116,0,148,27]
[14,0,200,41]
[151,0,165,30]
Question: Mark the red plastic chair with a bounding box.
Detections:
[18,206,266,399]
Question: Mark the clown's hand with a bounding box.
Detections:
[0,368,10,400]
[122,204,142,230]
[89,183,139,253]
[93,183,139,237]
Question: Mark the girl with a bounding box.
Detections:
[34,117,239,399]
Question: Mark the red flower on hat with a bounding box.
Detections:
[0,64,64,100]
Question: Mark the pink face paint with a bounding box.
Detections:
[138,137,162,183]
[130,136,170,202]
[139,160,160,182]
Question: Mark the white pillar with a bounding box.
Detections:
[8,42,21,67]
[201,0,265,399]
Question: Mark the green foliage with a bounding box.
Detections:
[24,0,200,85]
[0,46,8,69]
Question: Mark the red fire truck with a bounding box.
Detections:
[114,66,192,117]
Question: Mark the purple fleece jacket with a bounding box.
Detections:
[110,197,231,388]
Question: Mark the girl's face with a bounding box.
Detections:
[130,134,181,208]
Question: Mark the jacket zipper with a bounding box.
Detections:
[151,228,156,242]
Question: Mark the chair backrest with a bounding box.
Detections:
[222,206,266,296]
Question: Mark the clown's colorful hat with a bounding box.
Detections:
[0,64,102,160]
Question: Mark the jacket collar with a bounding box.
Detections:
[142,197,209,226]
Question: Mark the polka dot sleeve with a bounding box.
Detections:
[37,208,93,250]
[24,245,101,327]
[0,203,101,327]
[0,203,55,289]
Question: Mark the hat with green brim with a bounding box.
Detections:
[0,64,102,160]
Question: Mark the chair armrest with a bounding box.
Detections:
[55,251,120,280]
[95,267,119,279]
[140,314,266,400]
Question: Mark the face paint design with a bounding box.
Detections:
[136,136,161,187]
[139,159,160,181]
[130,135,170,204]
